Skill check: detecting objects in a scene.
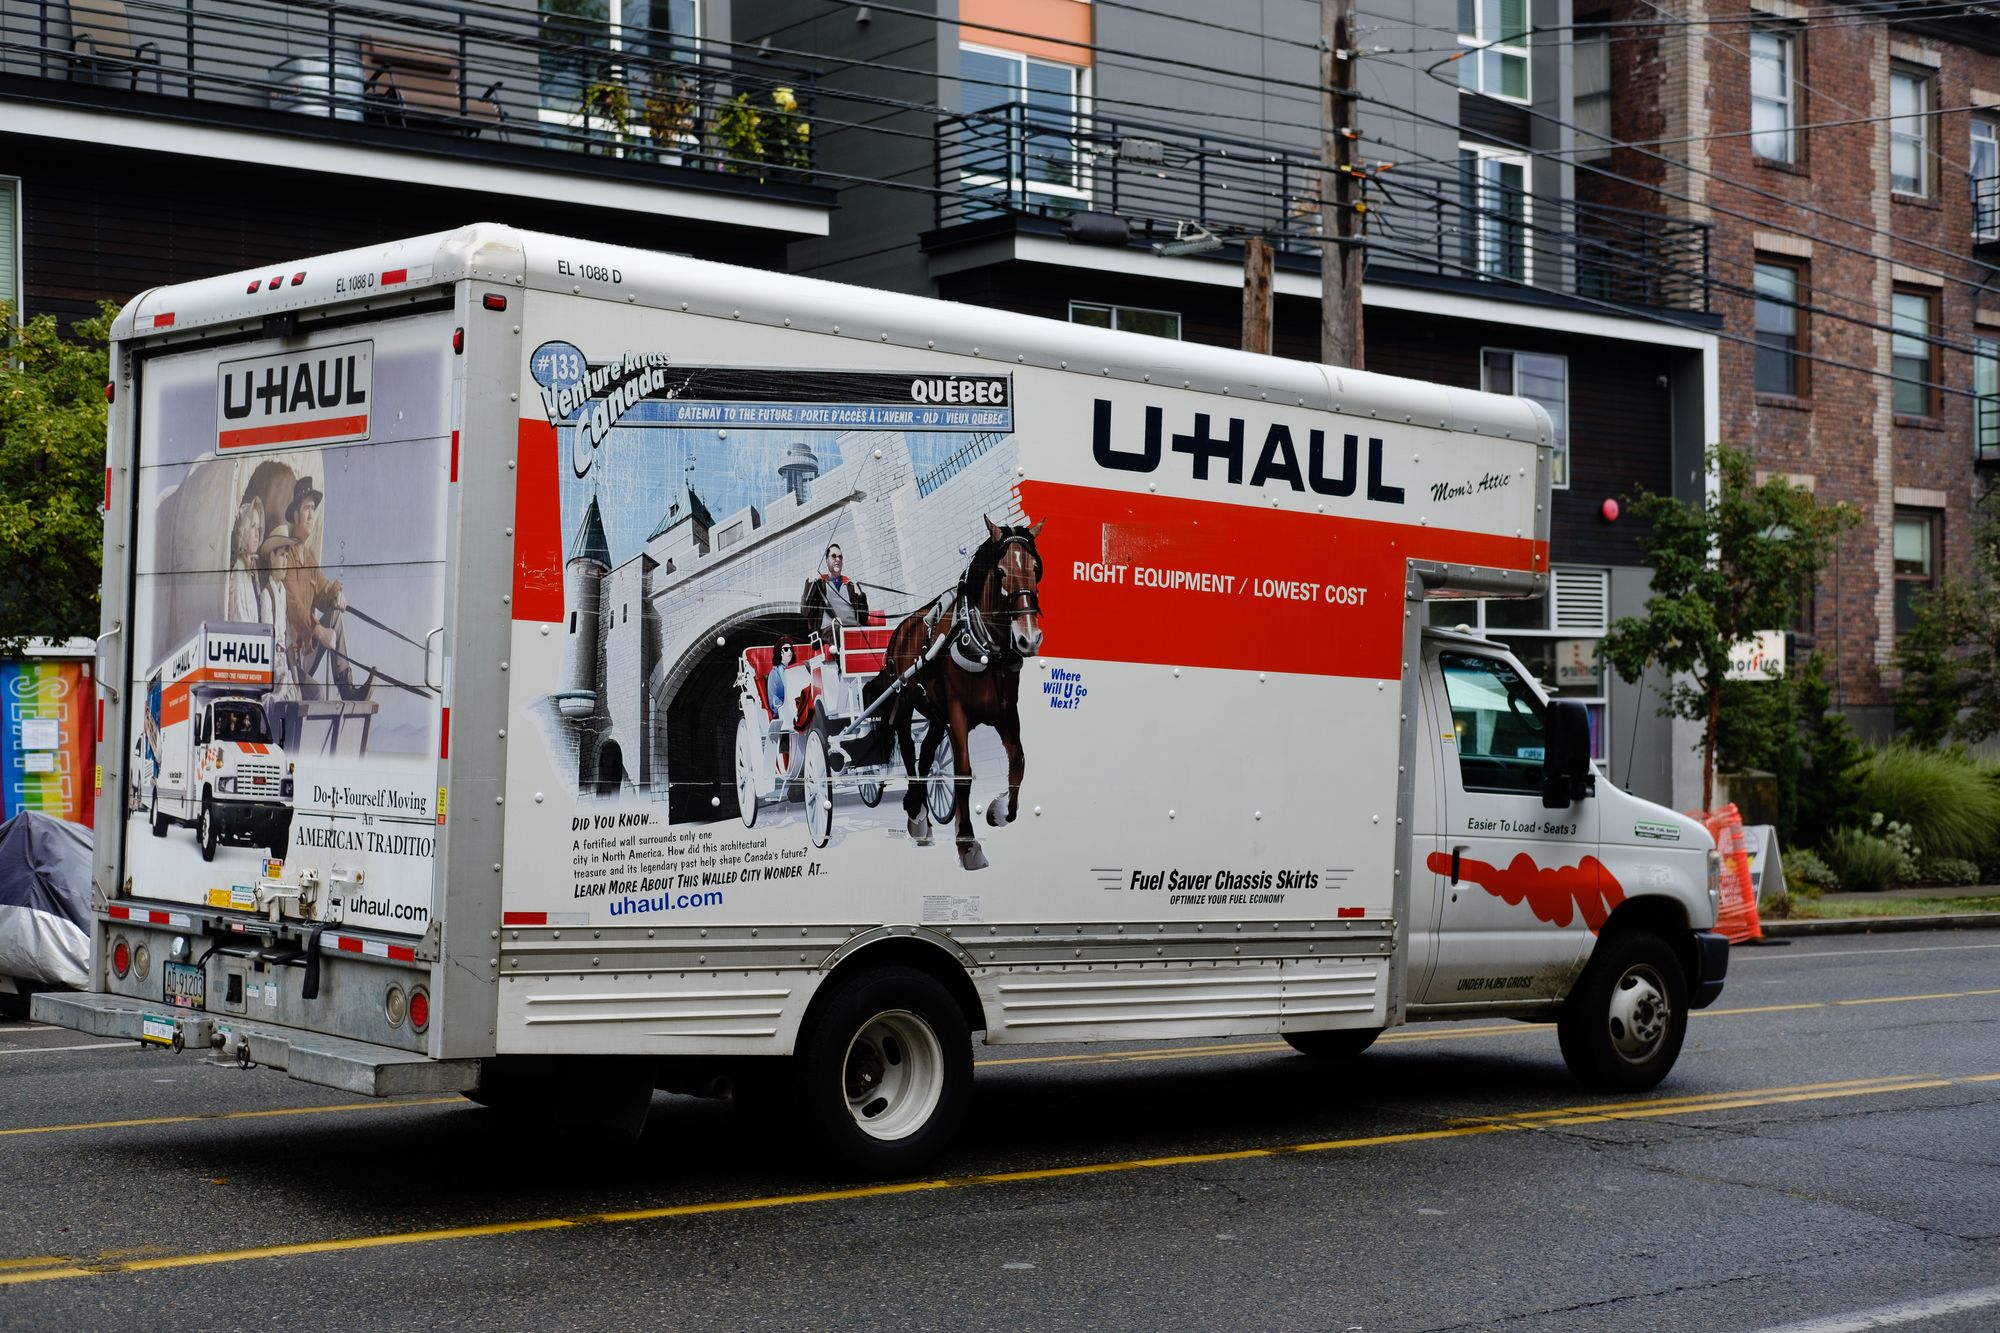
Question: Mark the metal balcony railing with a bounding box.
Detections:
[1978,393,2000,465]
[934,103,1714,315]
[2,0,817,181]
[1974,173,2000,247]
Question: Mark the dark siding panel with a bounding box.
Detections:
[1460,93,1532,149]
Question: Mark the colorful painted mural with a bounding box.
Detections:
[1,659,96,827]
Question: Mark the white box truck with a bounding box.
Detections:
[138,621,295,862]
[40,225,1727,1173]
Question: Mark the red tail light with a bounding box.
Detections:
[408,987,431,1032]
[111,936,131,978]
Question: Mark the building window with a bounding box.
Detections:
[538,0,698,117]
[1482,349,1568,488]
[1893,510,1938,634]
[1750,28,1797,164]
[1457,0,1530,102]
[1069,302,1181,339]
[1976,337,1999,464]
[1754,260,1804,397]
[0,177,15,321]
[1573,27,1611,162]
[1460,145,1530,283]
[1973,118,1998,241]
[1889,67,1931,196]
[959,45,1088,198]
[1891,290,1934,418]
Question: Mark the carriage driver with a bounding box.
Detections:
[800,542,870,635]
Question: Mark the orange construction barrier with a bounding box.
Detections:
[1693,803,1764,944]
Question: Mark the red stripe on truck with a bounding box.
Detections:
[336,937,363,953]
[502,912,547,926]
[382,268,408,285]
[1337,907,1367,919]
[219,414,369,450]
[388,945,417,962]
[1016,480,1546,680]
[439,706,450,759]
[108,905,131,920]
[512,419,565,622]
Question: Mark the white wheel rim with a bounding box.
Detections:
[1607,964,1671,1064]
[842,1008,945,1141]
[735,718,758,827]
[804,732,830,847]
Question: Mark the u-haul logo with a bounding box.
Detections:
[206,635,272,669]
[216,340,372,451]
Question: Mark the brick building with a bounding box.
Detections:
[1582,0,2000,735]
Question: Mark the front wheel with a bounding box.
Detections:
[802,724,831,849]
[734,716,760,829]
[794,966,971,1176]
[1283,1027,1379,1059]
[197,793,218,862]
[1557,930,1688,1092]
[925,733,956,826]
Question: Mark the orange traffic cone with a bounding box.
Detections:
[1693,803,1764,944]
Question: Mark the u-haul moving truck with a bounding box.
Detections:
[141,622,294,862]
[41,226,1727,1173]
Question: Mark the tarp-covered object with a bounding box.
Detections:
[0,812,91,989]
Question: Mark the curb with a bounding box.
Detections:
[1754,911,2000,938]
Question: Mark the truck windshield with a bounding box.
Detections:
[1439,652,1546,795]
[211,701,273,744]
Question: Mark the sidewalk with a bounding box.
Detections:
[1757,882,2000,938]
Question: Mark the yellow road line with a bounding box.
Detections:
[1450,1074,1937,1124]
[2,1073,1991,1288]
[0,1097,462,1139]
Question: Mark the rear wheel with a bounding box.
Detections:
[926,734,956,826]
[150,784,168,837]
[197,793,217,862]
[793,966,971,1176]
[1557,930,1688,1092]
[1283,1027,1379,1059]
[858,781,884,808]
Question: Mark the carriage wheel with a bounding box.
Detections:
[858,781,884,808]
[926,734,956,826]
[803,725,831,849]
[734,716,760,829]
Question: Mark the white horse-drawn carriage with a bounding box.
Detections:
[732,621,955,847]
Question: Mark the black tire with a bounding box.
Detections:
[197,792,218,862]
[792,966,971,1177]
[1283,1027,1380,1059]
[1557,930,1688,1092]
[150,784,168,837]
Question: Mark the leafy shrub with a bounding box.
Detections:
[1793,656,1868,849]
[1870,813,1921,881]
[1917,856,1981,886]
[1784,846,1839,893]
[1824,827,1906,893]
[1859,745,2000,862]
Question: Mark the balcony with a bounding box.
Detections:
[0,0,830,229]
[1975,173,1999,251]
[932,103,1713,317]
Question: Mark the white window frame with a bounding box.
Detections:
[1976,335,1999,462]
[1970,118,1998,240]
[1456,0,1531,104]
[535,0,702,141]
[1889,66,1931,197]
[1068,301,1181,339]
[1749,26,1797,165]
[0,176,19,323]
[958,42,1092,204]
[1460,142,1533,285]
[1573,27,1611,162]
[1480,346,1569,489]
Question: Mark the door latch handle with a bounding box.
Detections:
[1450,844,1469,885]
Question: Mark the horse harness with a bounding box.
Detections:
[946,533,1042,676]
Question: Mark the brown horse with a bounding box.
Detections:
[881,516,1045,871]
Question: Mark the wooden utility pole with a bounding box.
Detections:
[1241,235,1273,354]
[1320,0,1363,368]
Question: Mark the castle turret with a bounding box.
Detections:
[555,495,611,720]
[777,441,820,505]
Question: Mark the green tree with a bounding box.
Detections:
[1902,510,2000,744]
[1791,653,1869,848]
[1599,444,1855,810]
[0,302,113,654]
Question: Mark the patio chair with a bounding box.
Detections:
[68,0,163,92]
[359,36,505,137]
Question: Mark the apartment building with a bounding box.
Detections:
[1583,0,2000,736]
[0,0,832,327]
[749,0,1725,803]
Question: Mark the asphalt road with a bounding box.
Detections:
[2,930,1996,1332]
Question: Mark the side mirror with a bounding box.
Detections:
[1541,699,1596,808]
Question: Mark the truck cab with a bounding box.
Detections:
[1407,626,1726,1085]
[155,693,294,862]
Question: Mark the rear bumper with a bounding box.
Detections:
[30,991,480,1097]
[1688,930,1729,1009]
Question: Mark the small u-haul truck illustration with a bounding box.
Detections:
[41,227,1728,1175]
[142,622,294,862]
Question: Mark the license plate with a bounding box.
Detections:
[140,1014,176,1046]
[162,961,206,1010]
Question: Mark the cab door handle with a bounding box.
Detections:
[1450,844,1468,885]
